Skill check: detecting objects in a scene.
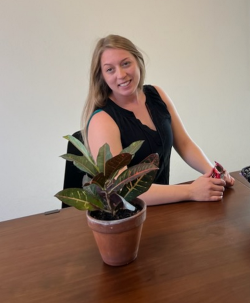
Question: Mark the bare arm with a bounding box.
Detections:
[154,85,234,188]
[154,85,213,174]
[88,111,122,160]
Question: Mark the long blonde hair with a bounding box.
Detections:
[81,34,146,145]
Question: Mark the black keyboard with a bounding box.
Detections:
[241,166,250,183]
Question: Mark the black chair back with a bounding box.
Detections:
[62,131,86,208]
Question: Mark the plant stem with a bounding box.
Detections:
[105,192,112,214]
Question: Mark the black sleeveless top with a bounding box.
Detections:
[99,85,173,185]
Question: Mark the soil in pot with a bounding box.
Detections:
[89,204,142,221]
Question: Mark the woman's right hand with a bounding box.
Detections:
[189,169,226,202]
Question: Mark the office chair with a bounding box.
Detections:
[62,130,86,208]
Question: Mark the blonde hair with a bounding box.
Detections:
[81,34,146,145]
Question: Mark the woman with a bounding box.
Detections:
[82,34,234,206]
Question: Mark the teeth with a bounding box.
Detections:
[119,81,130,87]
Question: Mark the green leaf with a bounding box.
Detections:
[63,135,95,165]
[109,163,158,194]
[61,154,99,177]
[96,143,112,173]
[55,188,104,210]
[82,183,103,197]
[109,192,136,212]
[105,153,132,179]
[82,174,92,186]
[120,140,144,156]
[109,192,123,211]
[115,194,136,211]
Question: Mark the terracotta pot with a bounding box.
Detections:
[86,198,147,266]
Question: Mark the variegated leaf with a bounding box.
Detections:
[54,188,104,210]
[91,172,107,188]
[109,163,158,194]
[82,174,92,187]
[120,170,157,202]
[120,140,144,157]
[63,135,95,165]
[105,153,132,179]
[114,193,136,211]
[61,154,99,177]
[140,153,160,166]
[82,183,101,196]
[96,143,112,173]
[120,153,159,201]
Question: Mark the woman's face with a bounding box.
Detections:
[100,48,141,99]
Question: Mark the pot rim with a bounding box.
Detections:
[86,198,147,232]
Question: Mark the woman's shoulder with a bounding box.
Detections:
[143,84,158,94]
[143,84,166,98]
[88,107,117,131]
[143,84,174,111]
[143,84,167,103]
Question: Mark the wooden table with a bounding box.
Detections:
[1,172,250,303]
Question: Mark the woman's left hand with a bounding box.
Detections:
[223,169,235,187]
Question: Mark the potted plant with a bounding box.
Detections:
[55,135,159,266]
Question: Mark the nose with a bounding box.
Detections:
[116,67,126,79]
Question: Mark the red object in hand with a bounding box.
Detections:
[211,161,224,179]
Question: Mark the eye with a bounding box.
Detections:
[122,61,131,67]
[106,67,114,73]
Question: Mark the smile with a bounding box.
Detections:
[118,80,131,87]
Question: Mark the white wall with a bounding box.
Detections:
[1,0,249,222]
